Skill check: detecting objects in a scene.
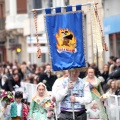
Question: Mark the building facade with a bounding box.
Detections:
[0,0,7,63]
[5,0,28,63]
[103,0,120,63]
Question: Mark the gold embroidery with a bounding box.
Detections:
[91,88,101,98]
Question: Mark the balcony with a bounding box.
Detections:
[0,18,5,30]
[5,14,28,30]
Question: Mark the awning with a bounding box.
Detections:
[104,14,120,34]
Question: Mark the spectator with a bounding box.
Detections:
[33,75,39,84]
[4,71,21,92]
[39,64,57,91]
[109,57,117,74]
[101,64,109,92]
[115,80,120,95]
[115,58,120,69]
[108,66,120,80]
[108,56,115,67]
[35,67,41,75]
[0,75,8,89]
[102,80,117,98]
[3,67,11,78]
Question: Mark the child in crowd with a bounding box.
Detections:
[87,100,102,120]
[10,91,29,120]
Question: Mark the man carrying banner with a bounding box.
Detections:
[32,3,95,120]
[54,68,92,120]
[43,4,92,120]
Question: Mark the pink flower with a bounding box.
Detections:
[0,90,14,104]
[1,92,7,97]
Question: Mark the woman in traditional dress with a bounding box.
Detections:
[84,67,108,120]
[28,82,55,120]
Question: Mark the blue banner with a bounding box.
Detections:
[45,7,86,71]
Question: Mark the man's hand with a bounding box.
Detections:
[12,91,15,95]
[70,96,76,103]
[68,81,73,89]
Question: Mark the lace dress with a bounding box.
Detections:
[29,97,55,120]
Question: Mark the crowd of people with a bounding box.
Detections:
[0,56,120,120]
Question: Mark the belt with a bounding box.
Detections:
[89,118,102,120]
[61,109,86,116]
[12,116,21,118]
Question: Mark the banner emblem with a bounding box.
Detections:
[56,28,77,53]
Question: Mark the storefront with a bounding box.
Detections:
[104,14,120,62]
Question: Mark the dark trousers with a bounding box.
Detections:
[58,110,87,120]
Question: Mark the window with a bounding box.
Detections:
[41,53,46,63]
[33,0,42,14]
[17,0,27,14]
[0,3,4,18]
[42,0,52,8]
[64,0,69,6]
[0,51,3,63]
[0,2,5,30]
[33,0,42,9]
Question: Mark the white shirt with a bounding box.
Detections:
[52,77,64,97]
[16,103,22,116]
[55,78,92,105]
[52,77,64,117]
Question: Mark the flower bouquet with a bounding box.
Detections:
[41,98,55,118]
[0,90,14,107]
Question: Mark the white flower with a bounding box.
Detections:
[43,80,47,84]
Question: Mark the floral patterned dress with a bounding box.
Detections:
[84,76,108,120]
[29,96,55,120]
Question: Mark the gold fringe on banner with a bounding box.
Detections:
[90,4,103,62]
[99,53,103,62]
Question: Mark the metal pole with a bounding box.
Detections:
[69,73,75,120]
[32,2,94,12]
[71,89,75,120]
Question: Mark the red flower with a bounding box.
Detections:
[0,90,14,104]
